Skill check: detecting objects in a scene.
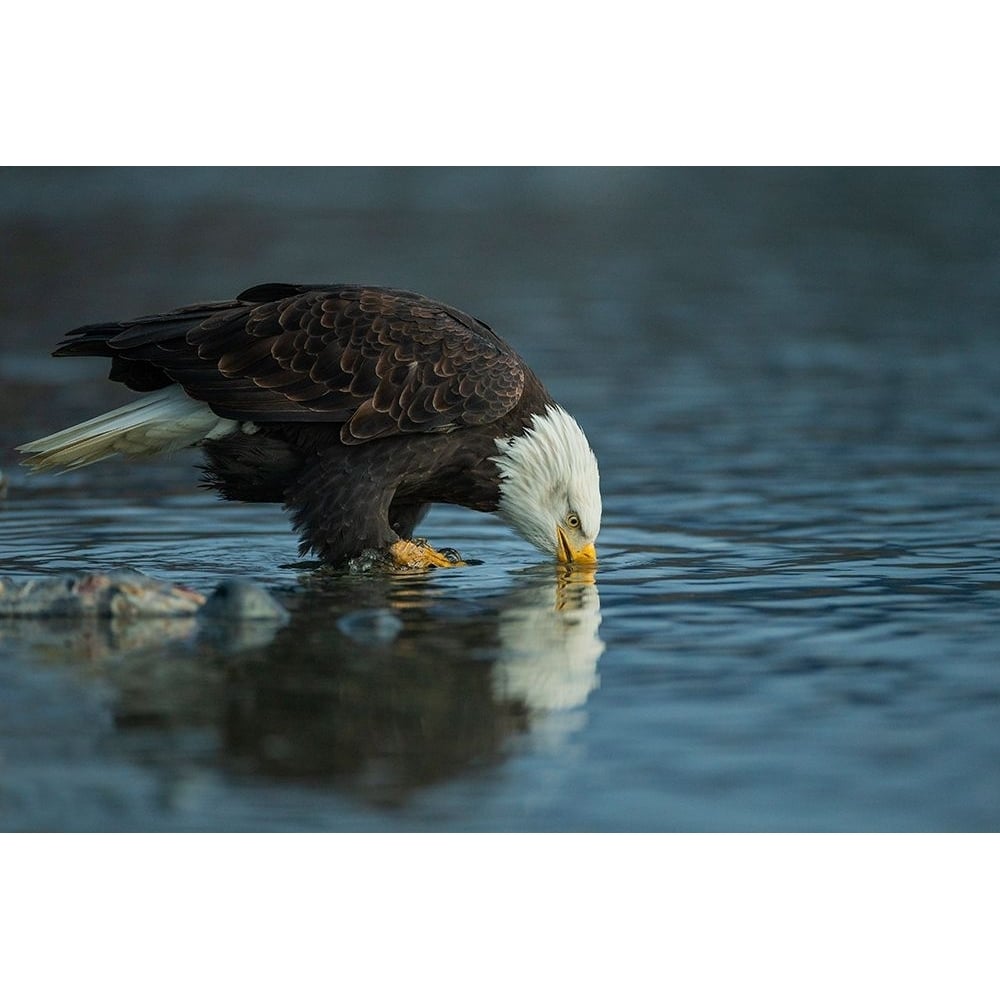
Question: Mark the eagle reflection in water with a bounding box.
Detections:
[38,567,604,809]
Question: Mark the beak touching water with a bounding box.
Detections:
[556,526,598,565]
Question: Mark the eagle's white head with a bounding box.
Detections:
[493,404,602,564]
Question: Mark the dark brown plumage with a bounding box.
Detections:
[44,283,559,565]
[56,283,531,436]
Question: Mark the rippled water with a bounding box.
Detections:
[2,168,999,830]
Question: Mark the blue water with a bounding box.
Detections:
[1,167,999,830]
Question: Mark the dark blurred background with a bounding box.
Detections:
[3,167,999,452]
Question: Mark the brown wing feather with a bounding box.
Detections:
[54,284,527,445]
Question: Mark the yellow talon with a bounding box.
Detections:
[388,539,466,569]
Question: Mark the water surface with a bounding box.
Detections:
[1,168,998,830]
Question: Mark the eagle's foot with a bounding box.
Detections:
[389,539,466,569]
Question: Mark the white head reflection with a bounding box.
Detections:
[490,569,604,740]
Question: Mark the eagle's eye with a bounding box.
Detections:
[566,512,581,529]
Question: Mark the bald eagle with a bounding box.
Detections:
[19,283,601,569]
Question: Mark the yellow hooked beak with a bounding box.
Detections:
[556,526,598,565]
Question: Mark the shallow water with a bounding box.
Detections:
[2,168,999,830]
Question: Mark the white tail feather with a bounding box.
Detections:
[17,386,239,472]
